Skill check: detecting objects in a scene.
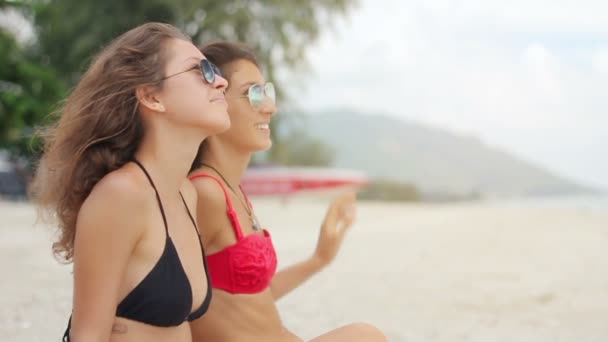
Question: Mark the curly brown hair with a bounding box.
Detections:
[30,22,190,262]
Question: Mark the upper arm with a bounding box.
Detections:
[189,177,231,248]
[69,174,146,341]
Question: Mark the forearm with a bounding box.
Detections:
[270,256,326,301]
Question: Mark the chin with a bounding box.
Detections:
[252,139,272,152]
[205,117,231,135]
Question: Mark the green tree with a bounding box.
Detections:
[32,0,179,84]
[3,0,354,164]
[32,0,356,87]
[0,28,65,161]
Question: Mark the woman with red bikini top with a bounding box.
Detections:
[187,41,387,342]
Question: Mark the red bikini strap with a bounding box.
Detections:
[189,173,244,240]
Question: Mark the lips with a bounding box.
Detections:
[211,96,226,102]
[210,91,226,102]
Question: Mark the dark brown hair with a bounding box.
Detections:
[190,41,260,171]
[201,41,260,80]
[31,22,190,262]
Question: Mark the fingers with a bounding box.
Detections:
[322,191,358,235]
[336,191,356,207]
[330,191,356,215]
[339,205,356,237]
[345,204,357,224]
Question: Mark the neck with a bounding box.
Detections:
[197,139,251,188]
[135,121,206,196]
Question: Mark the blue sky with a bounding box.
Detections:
[284,0,608,189]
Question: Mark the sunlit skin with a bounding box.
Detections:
[189,59,387,342]
[68,38,230,342]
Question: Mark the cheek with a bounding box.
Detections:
[165,84,212,115]
[230,114,253,136]
[183,81,213,103]
[224,107,253,136]
[227,100,251,122]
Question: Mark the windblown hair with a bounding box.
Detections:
[30,22,190,262]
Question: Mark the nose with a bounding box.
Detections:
[259,96,277,116]
[213,74,229,90]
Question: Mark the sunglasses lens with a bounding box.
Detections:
[265,83,276,104]
[212,63,222,77]
[201,60,215,84]
[248,84,265,109]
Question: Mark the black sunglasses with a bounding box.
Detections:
[161,59,221,84]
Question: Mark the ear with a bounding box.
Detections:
[135,85,166,113]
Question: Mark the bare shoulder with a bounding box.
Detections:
[77,164,151,240]
[188,173,230,241]
[69,164,154,338]
[189,174,229,212]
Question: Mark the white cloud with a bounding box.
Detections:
[522,43,562,96]
[411,0,608,35]
[592,48,608,75]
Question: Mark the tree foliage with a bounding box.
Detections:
[0,0,356,165]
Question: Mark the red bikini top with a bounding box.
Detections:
[189,173,278,294]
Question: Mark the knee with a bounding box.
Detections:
[346,322,388,341]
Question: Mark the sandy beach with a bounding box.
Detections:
[1,197,607,341]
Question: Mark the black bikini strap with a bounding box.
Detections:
[132,159,169,235]
[62,315,71,341]
[178,193,212,306]
[179,192,200,235]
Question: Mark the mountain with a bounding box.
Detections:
[297,110,591,197]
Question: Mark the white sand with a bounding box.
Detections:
[1,198,608,341]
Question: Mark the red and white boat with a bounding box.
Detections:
[242,167,369,196]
